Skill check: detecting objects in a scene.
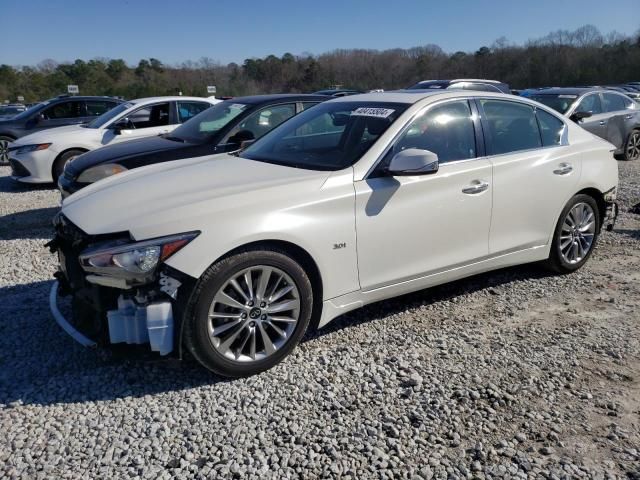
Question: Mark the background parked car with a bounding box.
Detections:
[59,94,329,197]
[604,85,640,101]
[0,104,27,120]
[9,96,217,184]
[528,87,640,161]
[0,95,123,164]
[312,88,361,97]
[406,79,511,94]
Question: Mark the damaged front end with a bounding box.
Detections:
[48,213,198,356]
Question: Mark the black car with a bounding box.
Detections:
[406,78,511,94]
[59,94,329,197]
[0,95,123,164]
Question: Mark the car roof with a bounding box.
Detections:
[48,95,124,102]
[529,87,601,96]
[128,96,217,104]
[225,94,330,105]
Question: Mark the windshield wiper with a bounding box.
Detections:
[164,135,185,143]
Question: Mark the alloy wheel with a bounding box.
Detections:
[0,139,8,163]
[560,202,596,264]
[626,131,640,161]
[207,266,300,362]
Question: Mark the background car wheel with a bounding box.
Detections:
[52,149,84,184]
[546,194,600,274]
[623,129,640,161]
[183,247,313,377]
[0,135,15,165]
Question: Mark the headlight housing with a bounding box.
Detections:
[15,143,51,155]
[79,232,199,283]
[77,163,128,183]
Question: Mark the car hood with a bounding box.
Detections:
[66,135,193,176]
[61,153,332,237]
[13,124,88,146]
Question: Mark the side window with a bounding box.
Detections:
[602,93,626,113]
[536,109,565,147]
[126,103,170,129]
[85,100,117,117]
[224,103,296,143]
[42,101,83,119]
[177,101,211,123]
[575,94,603,114]
[481,99,542,155]
[393,100,476,163]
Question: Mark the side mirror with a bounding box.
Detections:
[228,129,255,146]
[570,111,592,122]
[387,148,439,176]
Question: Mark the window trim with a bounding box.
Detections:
[366,97,485,179]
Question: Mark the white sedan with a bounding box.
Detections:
[50,91,618,377]
[9,96,219,183]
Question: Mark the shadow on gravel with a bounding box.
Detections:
[0,279,230,407]
[309,262,555,340]
[0,207,58,241]
[0,173,55,194]
[0,263,555,407]
[616,228,640,240]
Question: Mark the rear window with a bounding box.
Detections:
[481,100,542,155]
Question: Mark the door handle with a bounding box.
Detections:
[553,163,573,175]
[625,114,633,120]
[598,120,606,126]
[462,180,489,194]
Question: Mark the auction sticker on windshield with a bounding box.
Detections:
[351,107,395,118]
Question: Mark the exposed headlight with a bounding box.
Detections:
[15,143,52,155]
[77,163,128,183]
[79,232,199,282]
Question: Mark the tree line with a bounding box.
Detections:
[1,25,639,103]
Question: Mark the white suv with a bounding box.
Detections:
[9,96,219,183]
[50,91,618,377]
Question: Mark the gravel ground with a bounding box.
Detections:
[0,163,638,480]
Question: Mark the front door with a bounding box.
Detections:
[355,99,492,290]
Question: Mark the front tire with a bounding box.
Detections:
[52,149,84,184]
[623,129,640,161]
[546,194,600,273]
[183,248,313,377]
[0,135,14,164]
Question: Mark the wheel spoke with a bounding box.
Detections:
[218,324,246,352]
[214,291,245,310]
[269,284,294,303]
[211,318,243,337]
[267,299,300,314]
[229,278,249,302]
[270,315,298,324]
[255,267,272,301]
[266,321,286,338]
[258,323,276,355]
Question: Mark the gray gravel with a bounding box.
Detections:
[1,164,639,479]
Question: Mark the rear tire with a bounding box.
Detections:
[546,194,600,274]
[183,247,313,377]
[52,149,84,184]
[623,129,640,161]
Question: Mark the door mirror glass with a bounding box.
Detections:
[570,111,592,122]
[387,148,439,176]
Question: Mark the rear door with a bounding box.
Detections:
[480,98,580,254]
[572,93,607,140]
[81,99,120,124]
[601,92,633,149]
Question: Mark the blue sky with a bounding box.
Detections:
[1,0,638,66]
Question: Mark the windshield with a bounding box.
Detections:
[85,102,133,128]
[0,106,25,116]
[240,101,408,170]
[169,101,249,143]
[529,94,577,114]
[11,101,48,120]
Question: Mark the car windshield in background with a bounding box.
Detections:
[85,102,133,129]
[169,102,249,143]
[529,94,578,114]
[240,101,408,171]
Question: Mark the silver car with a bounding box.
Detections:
[529,87,640,161]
